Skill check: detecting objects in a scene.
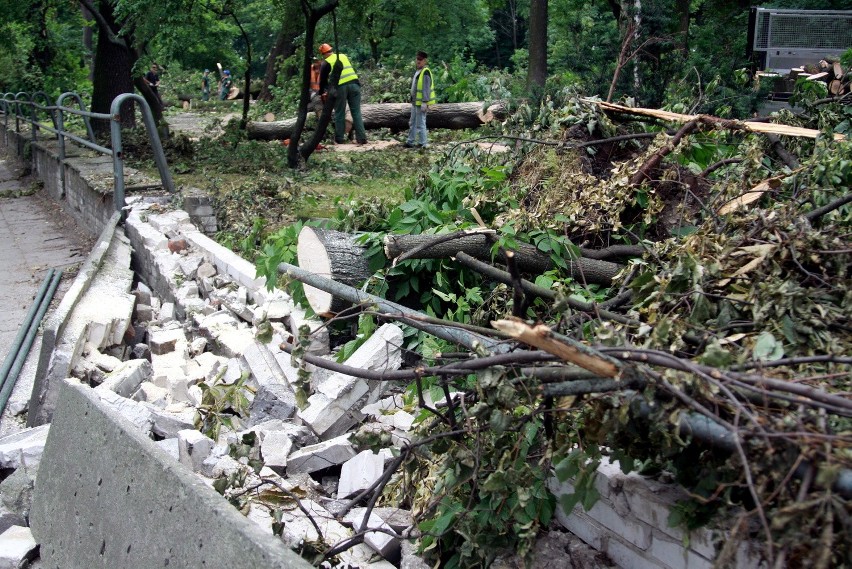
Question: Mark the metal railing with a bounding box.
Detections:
[0,91,174,213]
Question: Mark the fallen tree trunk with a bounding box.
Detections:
[296,227,371,317]
[247,102,507,141]
[383,233,623,285]
[587,99,847,141]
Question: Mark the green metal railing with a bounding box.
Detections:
[0,91,174,213]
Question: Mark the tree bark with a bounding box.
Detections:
[383,233,623,285]
[88,0,137,134]
[526,0,548,91]
[250,102,507,141]
[297,227,371,316]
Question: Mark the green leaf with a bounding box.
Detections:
[753,331,784,361]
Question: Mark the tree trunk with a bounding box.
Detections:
[258,32,288,102]
[90,1,136,135]
[250,102,507,141]
[383,233,622,285]
[676,0,690,56]
[526,0,548,91]
[297,227,371,316]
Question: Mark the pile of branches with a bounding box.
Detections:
[278,94,851,567]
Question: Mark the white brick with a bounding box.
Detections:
[649,531,714,569]
[0,426,50,470]
[338,450,385,498]
[606,535,668,569]
[260,431,293,474]
[0,525,38,567]
[178,429,215,472]
[287,434,356,474]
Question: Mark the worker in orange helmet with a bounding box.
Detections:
[317,43,367,145]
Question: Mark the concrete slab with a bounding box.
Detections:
[30,380,311,569]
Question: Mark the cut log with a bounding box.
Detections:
[833,61,844,80]
[829,79,843,95]
[383,233,623,286]
[296,227,371,317]
[246,102,507,141]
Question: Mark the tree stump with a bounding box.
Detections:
[296,227,371,316]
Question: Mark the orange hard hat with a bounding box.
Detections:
[319,43,333,55]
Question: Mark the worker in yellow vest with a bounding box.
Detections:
[317,43,368,145]
[403,51,435,149]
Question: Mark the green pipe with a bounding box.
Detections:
[0,269,54,393]
[0,270,62,416]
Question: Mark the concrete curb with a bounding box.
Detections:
[26,212,122,427]
[31,379,310,569]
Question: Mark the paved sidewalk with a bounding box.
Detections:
[0,156,93,437]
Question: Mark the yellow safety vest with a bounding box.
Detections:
[327,54,358,85]
[416,67,435,105]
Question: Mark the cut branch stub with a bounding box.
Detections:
[492,318,622,378]
[296,226,371,316]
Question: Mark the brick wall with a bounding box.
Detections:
[548,457,765,569]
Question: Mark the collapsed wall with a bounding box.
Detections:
[0,121,765,569]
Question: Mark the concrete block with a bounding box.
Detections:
[264,299,292,321]
[351,511,400,560]
[550,477,652,549]
[338,450,385,498]
[200,454,244,479]
[648,530,714,569]
[149,404,197,439]
[0,525,38,569]
[241,340,291,388]
[605,534,667,569]
[30,381,310,569]
[345,508,413,534]
[178,429,216,473]
[136,303,154,322]
[288,307,330,356]
[247,420,318,448]
[0,465,36,533]
[197,261,217,279]
[178,254,204,280]
[149,327,185,355]
[249,382,298,424]
[215,328,255,358]
[133,281,153,305]
[401,539,431,569]
[259,431,293,474]
[155,438,180,461]
[0,425,50,470]
[132,382,169,408]
[95,359,152,398]
[96,389,154,433]
[159,302,176,323]
[286,434,356,474]
[190,337,207,356]
[90,349,123,373]
[192,352,229,382]
[299,377,369,439]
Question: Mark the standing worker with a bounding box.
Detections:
[219,70,232,100]
[144,63,163,105]
[317,43,367,145]
[201,69,211,101]
[404,51,434,149]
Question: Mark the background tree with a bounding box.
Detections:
[526,0,547,91]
